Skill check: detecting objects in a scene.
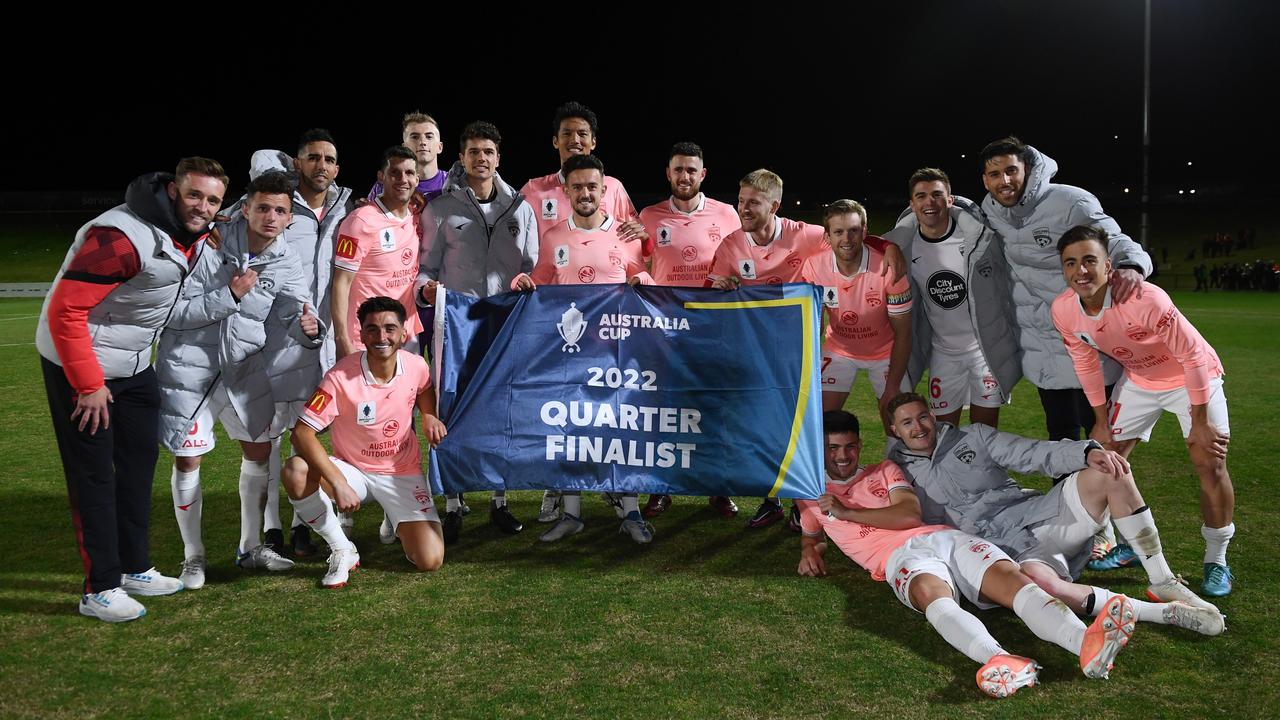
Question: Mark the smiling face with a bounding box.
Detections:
[737,186,779,234]
[889,399,938,455]
[553,117,597,166]
[359,310,406,359]
[666,154,705,202]
[377,157,419,206]
[167,173,226,234]
[824,212,866,264]
[461,138,500,182]
[910,179,953,236]
[982,154,1027,208]
[824,430,862,481]
[1060,237,1113,301]
[295,141,339,196]
[565,167,604,219]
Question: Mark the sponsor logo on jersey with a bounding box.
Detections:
[1156,307,1178,330]
[840,310,859,325]
[542,199,558,220]
[558,302,587,353]
[382,419,400,438]
[306,388,333,415]
[401,248,414,265]
[578,266,597,283]
[823,286,839,308]
[926,270,967,309]
[681,245,698,262]
[657,226,672,246]
[1113,346,1134,359]
[357,401,377,425]
[335,235,358,261]
[380,228,396,252]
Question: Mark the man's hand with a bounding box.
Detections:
[230,268,259,300]
[1089,423,1114,447]
[1187,422,1230,459]
[1086,447,1131,476]
[422,415,448,447]
[880,243,907,284]
[300,304,320,338]
[710,276,739,291]
[798,545,828,577]
[1109,268,1145,303]
[332,480,362,514]
[511,273,536,291]
[617,220,649,245]
[421,279,439,303]
[71,386,113,435]
[816,493,845,520]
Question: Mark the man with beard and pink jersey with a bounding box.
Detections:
[709,170,908,529]
[332,146,424,360]
[801,199,912,427]
[1052,225,1235,597]
[511,154,654,545]
[797,410,1138,698]
[635,141,741,520]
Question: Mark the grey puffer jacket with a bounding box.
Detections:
[886,422,1099,563]
[884,197,1021,398]
[155,215,323,451]
[981,146,1152,389]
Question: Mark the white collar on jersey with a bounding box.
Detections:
[824,466,865,487]
[567,214,615,233]
[748,216,784,248]
[667,193,707,216]
[1074,286,1113,318]
[360,350,405,386]
[372,196,411,222]
[828,243,871,279]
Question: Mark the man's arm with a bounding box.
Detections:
[330,268,356,357]
[291,419,361,513]
[414,202,444,307]
[415,384,447,447]
[820,487,923,530]
[881,311,913,416]
[797,533,828,577]
[973,423,1098,477]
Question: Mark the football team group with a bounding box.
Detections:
[37,101,1235,697]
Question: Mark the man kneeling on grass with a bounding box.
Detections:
[797,410,1137,698]
[282,296,446,587]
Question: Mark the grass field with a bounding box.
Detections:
[1,290,1277,719]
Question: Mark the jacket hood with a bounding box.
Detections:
[249,149,299,187]
[125,172,203,248]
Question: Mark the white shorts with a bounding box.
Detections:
[1024,472,1107,579]
[330,457,440,529]
[884,529,1014,612]
[926,346,1005,413]
[1109,375,1230,442]
[172,383,273,457]
[821,352,910,397]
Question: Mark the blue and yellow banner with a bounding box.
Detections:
[430,283,824,499]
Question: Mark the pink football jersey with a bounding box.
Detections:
[526,216,648,287]
[522,171,638,241]
[707,216,826,285]
[801,242,912,361]
[639,195,740,286]
[333,199,423,346]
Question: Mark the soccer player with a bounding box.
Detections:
[38,157,227,621]
[801,199,912,423]
[635,141,741,519]
[157,171,325,589]
[884,168,1019,428]
[367,111,449,204]
[417,120,539,543]
[978,137,1152,442]
[885,393,1224,622]
[332,146,424,359]
[510,154,653,545]
[1053,225,1236,596]
[798,410,1137,697]
[281,296,446,588]
[521,100,646,242]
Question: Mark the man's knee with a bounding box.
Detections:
[174,455,201,473]
[281,457,310,498]
[908,573,953,611]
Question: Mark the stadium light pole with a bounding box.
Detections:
[1141,0,1151,250]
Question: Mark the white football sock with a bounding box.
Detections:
[1202,523,1234,566]
[493,491,507,508]
[1012,583,1086,656]
[171,466,204,558]
[1114,507,1174,584]
[562,492,582,517]
[621,494,640,515]
[238,458,270,554]
[262,437,283,532]
[446,495,461,512]
[1088,586,1164,624]
[924,596,1006,664]
[291,491,354,552]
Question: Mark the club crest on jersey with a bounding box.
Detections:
[681,246,698,263]
[1125,325,1151,341]
[786,253,802,269]
[382,419,400,438]
[657,226,672,246]
[707,226,721,244]
[413,485,431,506]
[739,259,757,280]
[335,235,358,261]
[864,292,883,308]
[506,219,521,238]
[953,443,976,464]
[558,302,587,353]
[970,542,990,554]
[1033,227,1053,248]
[256,275,276,292]
[357,401,377,425]
[542,198,558,220]
[871,486,888,499]
[380,228,396,252]
[554,245,570,267]
[976,261,992,278]
[823,286,839,308]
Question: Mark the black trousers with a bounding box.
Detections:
[42,357,159,594]
[1035,384,1114,441]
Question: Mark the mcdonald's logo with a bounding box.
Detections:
[336,234,358,260]
[306,388,334,415]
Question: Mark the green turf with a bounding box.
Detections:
[1,292,1277,718]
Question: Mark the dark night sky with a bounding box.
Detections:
[3,2,1274,210]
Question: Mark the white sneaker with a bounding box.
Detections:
[620,516,654,544]
[379,514,397,545]
[121,567,184,596]
[338,511,355,540]
[236,545,295,572]
[1162,601,1225,636]
[539,514,584,542]
[80,587,146,623]
[179,556,206,590]
[538,491,562,523]
[1147,576,1219,613]
[322,547,360,588]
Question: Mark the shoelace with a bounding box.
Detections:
[181,557,204,573]
[1205,564,1231,584]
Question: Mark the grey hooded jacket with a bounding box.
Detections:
[884,197,1021,398]
[887,422,1100,573]
[981,146,1152,389]
[155,215,323,451]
